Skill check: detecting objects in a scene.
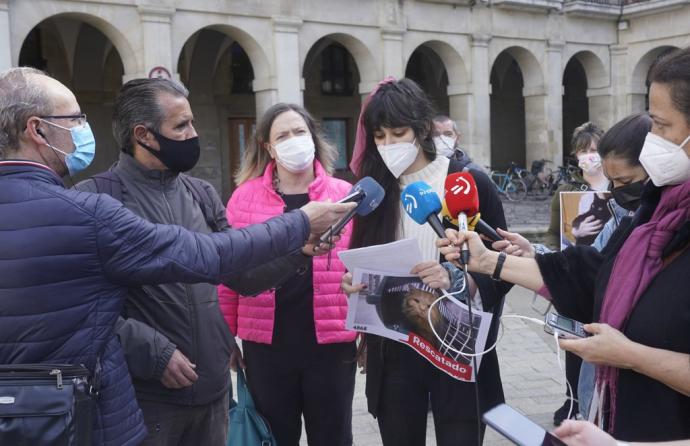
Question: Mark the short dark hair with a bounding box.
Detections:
[571,121,604,155]
[648,46,690,125]
[113,78,189,154]
[597,112,652,167]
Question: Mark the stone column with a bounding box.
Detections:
[610,44,630,122]
[125,5,176,81]
[253,77,279,119]
[588,87,614,130]
[381,29,404,78]
[0,0,11,71]
[272,16,303,105]
[544,40,564,166]
[467,33,491,168]
[447,84,475,161]
[524,86,549,168]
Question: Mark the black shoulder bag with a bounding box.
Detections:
[0,363,98,445]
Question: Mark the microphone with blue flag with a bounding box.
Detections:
[401,181,446,238]
[319,176,385,243]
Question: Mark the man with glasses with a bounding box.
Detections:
[0,67,355,446]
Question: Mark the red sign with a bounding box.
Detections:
[148,66,172,79]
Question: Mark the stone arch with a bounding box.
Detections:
[490,45,549,169]
[175,24,270,88]
[491,45,545,91]
[631,45,679,111]
[403,40,468,88]
[302,34,368,177]
[301,32,378,90]
[566,50,608,90]
[13,10,137,76]
[176,26,262,199]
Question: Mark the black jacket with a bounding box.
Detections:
[536,183,690,442]
[77,154,233,406]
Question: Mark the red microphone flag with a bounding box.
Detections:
[444,172,479,218]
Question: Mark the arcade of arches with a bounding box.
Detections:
[5,0,689,199]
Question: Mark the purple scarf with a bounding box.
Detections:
[349,76,396,176]
[597,179,690,432]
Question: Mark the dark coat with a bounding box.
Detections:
[76,154,235,407]
[0,161,309,445]
[537,182,690,442]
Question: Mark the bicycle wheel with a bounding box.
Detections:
[506,178,527,201]
[532,180,550,200]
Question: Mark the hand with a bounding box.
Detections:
[490,228,535,258]
[411,261,450,290]
[571,215,603,238]
[356,342,367,375]
[300,201,357,235]
[302,233,341,257]
[340,272,366,295]
[558,323,636,369]
[437,229,491,273]
[161,349,198,389]
[229,344,245,372]
[553,420,616,446]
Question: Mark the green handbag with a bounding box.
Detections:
[227,369,277,446]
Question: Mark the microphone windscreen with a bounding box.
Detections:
[353,176,385,216]
[401,181,442,224]
[444,172,479,218]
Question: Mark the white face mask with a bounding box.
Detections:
[273,134,315,173]
[577,152,602,176]
[377,139,418,178]
[433,136,456,158]
[639,132,690,186]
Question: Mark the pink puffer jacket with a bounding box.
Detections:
[218,161,356,344]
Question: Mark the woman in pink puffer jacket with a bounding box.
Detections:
[218,103,356,446]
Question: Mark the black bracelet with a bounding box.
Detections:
[492,251,507,281]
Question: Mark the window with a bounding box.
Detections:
[322,119,349,170]
[230,42,254,94]
[320,44,354,96]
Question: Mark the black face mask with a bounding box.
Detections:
[609,179,646,212]
[138,129,200,173]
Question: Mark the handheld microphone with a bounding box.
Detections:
[441,201,503,243]
[400,181,446,238]
[444,172,481,265]
[319,176,385,243]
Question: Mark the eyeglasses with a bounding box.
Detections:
[40,114,88,127]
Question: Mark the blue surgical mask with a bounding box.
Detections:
[40,120,96,176]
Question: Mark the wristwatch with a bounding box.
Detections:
[491,251,507,281]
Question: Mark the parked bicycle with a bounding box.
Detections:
[515,159,552,200]
[548,162,581,194]
[490,163,527,201]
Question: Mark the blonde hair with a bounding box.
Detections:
[234,103,338,185]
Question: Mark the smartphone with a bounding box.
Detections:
[483,404,567,446]
[545,313,590,339]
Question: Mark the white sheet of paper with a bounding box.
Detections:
[337,238,423,275]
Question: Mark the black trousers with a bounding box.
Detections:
[565,351,581,406]
[375,341,487,446]
[137,393,229,446]
[243,340,356,446]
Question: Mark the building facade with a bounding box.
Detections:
[2,0,688,199]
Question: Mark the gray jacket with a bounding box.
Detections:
[76,153,235,406]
